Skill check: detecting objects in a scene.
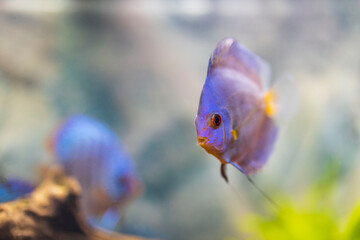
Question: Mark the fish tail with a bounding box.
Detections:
[264,73,299,124]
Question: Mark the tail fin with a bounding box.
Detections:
[264,73,300,124]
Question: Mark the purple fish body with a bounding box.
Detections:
[50,115,141,217]
[195,38,278,177]
[0,178,34,203]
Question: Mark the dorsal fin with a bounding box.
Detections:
[208,38,271,90]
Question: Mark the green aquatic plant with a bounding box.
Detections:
[228,160,360,240]
[239,200,340,240]
[238,201,360,240]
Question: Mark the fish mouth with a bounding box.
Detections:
[197,136,209,146]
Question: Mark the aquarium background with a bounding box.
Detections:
[0,1,360,239]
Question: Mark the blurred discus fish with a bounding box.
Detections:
[0,178,34,203]
[47,115,142,226]
[195,38,298,182]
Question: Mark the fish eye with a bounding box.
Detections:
[211,114,222,128]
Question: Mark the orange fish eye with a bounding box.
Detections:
[211,114,222,128]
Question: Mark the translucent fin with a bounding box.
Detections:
[265,73,299,124]
[210,38,272,90]
[225,159,280,209]
[230,40,272,90]
[244,175,280,210]
[210,38,235,66]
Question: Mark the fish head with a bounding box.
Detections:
[195,107,231,157]
[195,73,234,159]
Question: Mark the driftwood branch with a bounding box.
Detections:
[0,167,150,240]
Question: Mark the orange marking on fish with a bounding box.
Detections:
[231,130,238,140]
[265,90,277,117]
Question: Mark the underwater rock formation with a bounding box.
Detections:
[0,166,148,240]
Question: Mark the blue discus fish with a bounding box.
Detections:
[47,115,142,228]
[0,178,34,203]
[195,38,297,182]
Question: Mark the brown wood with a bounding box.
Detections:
[0,166,151,240]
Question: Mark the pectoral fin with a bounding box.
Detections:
[220,163,228,183]
[264,74,299,124]
[264,90,277,117]
[231,130,238,141]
